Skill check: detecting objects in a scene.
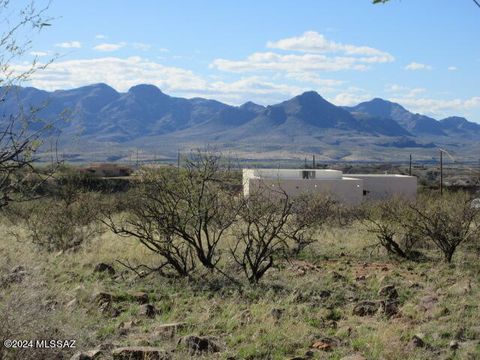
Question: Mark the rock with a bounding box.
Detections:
[112,347,171,360]
[94,263,115,276]
[94,292,120,317]
[378,285,398,300]
[118,320,139,335]
[178,335,220,354]
[1,265,27,287]
[132,292,149,304]
[352,301,380,316]
[331,271,345,280]
[408,335,425,349]
[271,308,284,320]
[418,295,438,312]
[304,350,314,358]
[449,340,460,350]
[318,290,331,298]
[154,322,187,338]
[311,337,340,351]
[70,350,103,360]
[139,304,157,318]
[96,343,116,351]
[94,292,114,305]
[340,355,367,360]
[381,300,399,317]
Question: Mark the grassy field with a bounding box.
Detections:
[1,215,479,360]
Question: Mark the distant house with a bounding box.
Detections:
[80,163,133,178]
[243,169,417,205]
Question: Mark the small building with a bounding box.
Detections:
[80,163,133,178]
[243,169,416,205]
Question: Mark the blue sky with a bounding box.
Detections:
[13,0,480,121]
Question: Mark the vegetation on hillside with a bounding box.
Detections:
[1,156,479,359]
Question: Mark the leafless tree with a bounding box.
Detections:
[103,151,242,278]
[102,187,197,277]
[0,0,56,209]
[363,198,419,259]
[286,193,338,255]
[405,192,480,262]
[231,189,293,283]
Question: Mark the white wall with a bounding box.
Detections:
[247,177,364,205]
[243,169,418,204]
[350,174,417,201]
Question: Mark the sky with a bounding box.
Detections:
[7,0,480,121]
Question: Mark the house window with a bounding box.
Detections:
[301,170,316,179]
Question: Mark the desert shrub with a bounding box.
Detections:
[363,198,421,260]
[286,193,339,255]
[8,172,106,252]
[230,190,333,283]
[10,191,103,251]
[231,191,294,284]
[103,152,242,277]
[103,188,197,277]
[406,192,480,262]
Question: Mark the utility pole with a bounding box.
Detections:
[313,155,316,169]
[440,150,443,195]
[177,149,180,168]
[409,154,412,176]
[304,157,307,169]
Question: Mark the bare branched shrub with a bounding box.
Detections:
[406,192,480,262]
[363,198,419,259]
[103,152,242,277]
[231,190,294,283]
[103,188,197,277]
[287,193,338,255]
[0,0,58,210]
[9,173,103,251]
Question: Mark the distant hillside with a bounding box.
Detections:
[1,84,479,162]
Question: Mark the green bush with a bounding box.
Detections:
[10,191,103,252]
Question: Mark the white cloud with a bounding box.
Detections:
[159,48,170,53]
[405,62,432,71]
[286,72,345,87]
[386,84,426,98]
[448,66,458,71]
[212,32,394,74]
[328,87,372,106]
[30,51,49,57]
[212,52,376,73]
[55,41,81,49]
[13,57,304,105]
[267,31,394,59]
[390,96,480,118]
[95,34,107,39]
[93,42,126,52]
[132,42,152,51]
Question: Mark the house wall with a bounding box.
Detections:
[247,177,364,205]
[242,169,417,205]
[350,174,417,201]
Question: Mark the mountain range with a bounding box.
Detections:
[1,83,479,162]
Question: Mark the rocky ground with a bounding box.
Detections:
[0,223,479,360]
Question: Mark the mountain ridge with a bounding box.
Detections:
[1,84,479,161]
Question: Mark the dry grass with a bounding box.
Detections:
[0,216,479,359]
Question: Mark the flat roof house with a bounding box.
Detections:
[243,169,417,205]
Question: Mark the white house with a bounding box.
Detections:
[242,169,417,205]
